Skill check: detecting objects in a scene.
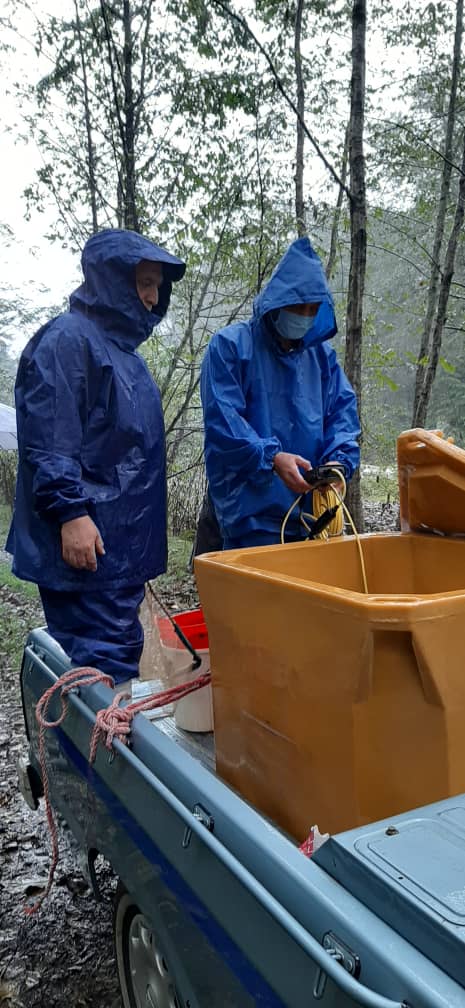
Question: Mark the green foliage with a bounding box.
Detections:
[364,340,400,391]
[439,355,455,375]
[0,577,41,675]
[0,451,17,510]
[0,560,40,600]
[156,535,194,591]
[360,467,399,504]
[0,502,11,542]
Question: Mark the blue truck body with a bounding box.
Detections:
[19,628,465,1008]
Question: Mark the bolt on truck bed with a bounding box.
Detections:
[18,628,465,1008]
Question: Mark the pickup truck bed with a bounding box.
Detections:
[155,713,215,773]
[19,628,465,1008]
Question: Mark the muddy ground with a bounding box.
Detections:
[0,503,399,1007]
[0,574,200,1008]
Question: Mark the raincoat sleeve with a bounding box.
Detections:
[17,324,91,524]
[320,347,361,479]
[201,332,281,482]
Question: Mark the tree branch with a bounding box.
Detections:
[209,0,352,200]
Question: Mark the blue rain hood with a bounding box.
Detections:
[7,228,186,591]
[70,228,186,348]
[253,236,337,351]
[201,237,360,543]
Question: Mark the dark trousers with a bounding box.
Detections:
[39,584,146,685]
[223,528,307,549]
[191,489,223,567]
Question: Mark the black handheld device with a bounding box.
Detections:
[303,464,345,490]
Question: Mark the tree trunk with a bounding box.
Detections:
[122,0,138,231]
[414,126,465,427]
[74,0,98,232]
[344,0,367,532]
[412,0,463,425]
[326,121,349,279]
[294,0,306,237]
[99,0,139,231]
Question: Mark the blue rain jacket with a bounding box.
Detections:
[7,229,185,590]
[201,237,360,541]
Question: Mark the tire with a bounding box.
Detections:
[114,880,183,1008]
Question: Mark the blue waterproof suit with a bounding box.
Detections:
[201,238,360,546]
[7,229,185,681]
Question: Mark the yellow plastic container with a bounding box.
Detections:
[195,430,465,839]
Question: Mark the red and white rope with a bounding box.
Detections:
[26,666,210,914]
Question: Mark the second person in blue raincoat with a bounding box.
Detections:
[200,238,360,549]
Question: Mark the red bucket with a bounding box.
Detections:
[157,608,209,652]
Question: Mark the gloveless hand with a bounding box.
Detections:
[272,452,312,494]
[61,515,105,571]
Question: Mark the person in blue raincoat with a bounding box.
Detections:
[7,228,185,685]
[199,237,360,549]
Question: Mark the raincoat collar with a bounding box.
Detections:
[254,237,337,352]
[69,228,186,348]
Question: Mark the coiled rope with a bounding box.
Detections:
[26,665,211,914]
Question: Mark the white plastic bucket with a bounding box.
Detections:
[161,644,213,732]
[174,650,213,733]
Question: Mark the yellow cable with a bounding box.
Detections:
[312,485,345,536]
[279,470,369,593]
[335,489,369,594]
[280,494,304,544]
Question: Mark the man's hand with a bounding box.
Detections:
[272,452,312,494]
[61,516,105,571]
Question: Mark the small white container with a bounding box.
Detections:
[174,650,214,733]
[162,646,214,733]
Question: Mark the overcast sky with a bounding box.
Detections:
[1,0,80,353]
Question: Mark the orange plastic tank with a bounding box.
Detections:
[195,430,465,839]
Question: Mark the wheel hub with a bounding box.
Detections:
[127,913,179,1008]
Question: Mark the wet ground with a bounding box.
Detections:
[0,584,122,1008]
[0,572,200,1008]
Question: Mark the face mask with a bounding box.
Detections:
[273,308,316,342]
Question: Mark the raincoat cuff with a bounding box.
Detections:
[264,439,282,468]
[324,456,351,480]
[56,503,90,525]
[253,438,282,485]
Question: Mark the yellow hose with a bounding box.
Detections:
[311,486,345,537]
[280,471,368,593]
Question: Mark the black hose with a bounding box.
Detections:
[146,582,202,670]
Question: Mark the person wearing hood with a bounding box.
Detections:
[7,228,185,686]
[199,237,360,549]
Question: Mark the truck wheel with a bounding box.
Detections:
[114,881,182,1008]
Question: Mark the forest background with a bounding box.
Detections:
[0,0,464,538]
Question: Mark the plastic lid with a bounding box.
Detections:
[397,429,465,536]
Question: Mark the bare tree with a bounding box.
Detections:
[326,122,349,279]
[74,0,99,232]
[209,0,350,199]
[413,0,463,425]
[344,0,367,531]
[99,0,150,230]
[414,126,465,426]
[294,0,306,237]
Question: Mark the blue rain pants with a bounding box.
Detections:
[39,585,146,684]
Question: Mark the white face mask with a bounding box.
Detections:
[273,308,316,341]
